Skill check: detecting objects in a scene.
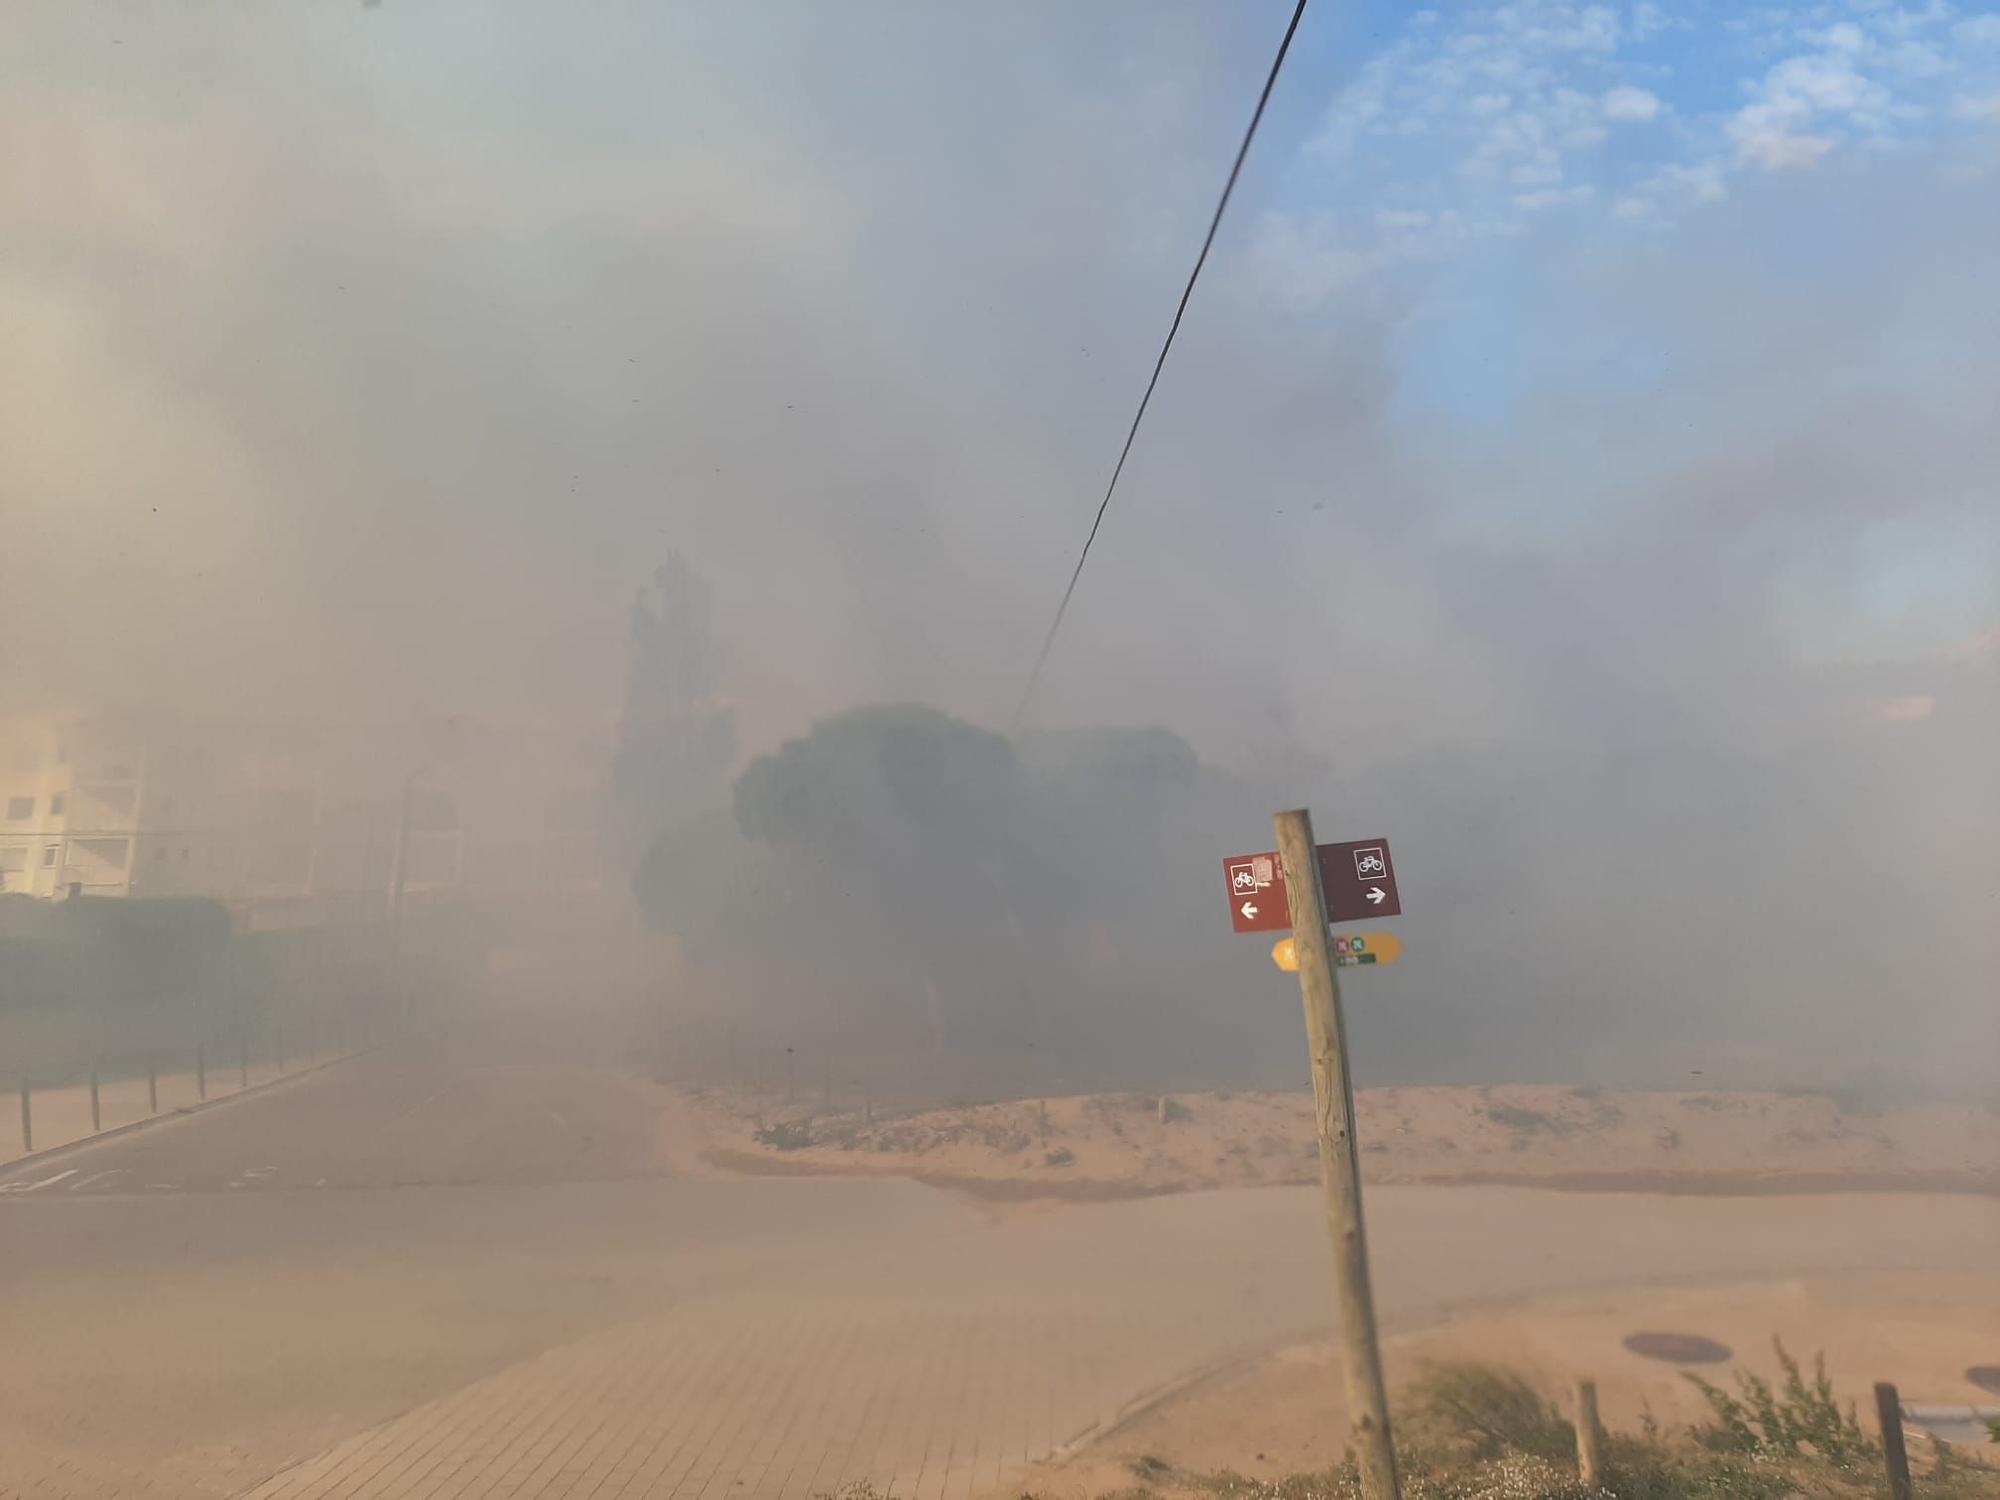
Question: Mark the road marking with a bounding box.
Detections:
[18,1169,78,1193]
[69,1169,127,1192]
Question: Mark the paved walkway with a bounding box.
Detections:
[240,1285,1236,1500]
[237,1186,2000,1500]
[5,1060,303,1164]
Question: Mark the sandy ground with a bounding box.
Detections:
[1015,1268,2000,1497]
[679,1082,2000,1199]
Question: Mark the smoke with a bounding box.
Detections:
[3,3,1993,1091]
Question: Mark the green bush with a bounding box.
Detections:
[1683,1339,1873,1466]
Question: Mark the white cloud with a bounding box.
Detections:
[1515,184,1594,209]
[1602,85,1662,121]
[1738,129,1838,167]
[1884,40,1949,79]
[1280,0,1995,301]
[1729,48,1894,168]
[1646,161,1729,203]
[1954,15,2000,46]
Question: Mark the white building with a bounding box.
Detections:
[0,711,603,921]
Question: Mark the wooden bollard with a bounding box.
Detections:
[1574,1378,1605,1488]
[1875,1382,1912,1500]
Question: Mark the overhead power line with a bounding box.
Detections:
[1013,0,1310,728]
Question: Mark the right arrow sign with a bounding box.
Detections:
[1221,837,1402,930]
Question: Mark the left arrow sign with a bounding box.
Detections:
[1240,902,1259,919]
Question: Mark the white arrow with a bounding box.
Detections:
[1366,887,1387,906]
[1240,901,1259,919]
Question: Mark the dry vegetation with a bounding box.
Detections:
[682,1082,2000,1199]
[963,1350,2000,1500]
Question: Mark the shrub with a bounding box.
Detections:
[1683,1340,1873,1466]
[1401,1362,1575,1465]
[753,1120,815,1150]
[1482,1106,1564,1135]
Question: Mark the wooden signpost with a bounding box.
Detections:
[1257,809,1403,1500]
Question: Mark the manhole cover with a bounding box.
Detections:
[1969,1366,2000,1396]
[1623,1331,1734,1365]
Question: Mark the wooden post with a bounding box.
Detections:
[864,1080,873,1126]
[1274,808,1400,1500]
[239,1029,249,1090]
[89,1060,101,1133]
[1574,1378,1606,1488]
[196,1038,207,1101]
[1157,1094,1171,1124]
[822,1058,832,1113]
[148,1054,159,1114]
[17,1071,30,1154]
[785,1046,795,1103]
[1875,1382,1912,1500]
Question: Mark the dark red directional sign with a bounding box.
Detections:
[1222,838,1401,932]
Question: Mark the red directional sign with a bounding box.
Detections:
[1222,838,1401,932]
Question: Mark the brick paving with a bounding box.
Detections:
[237,1259,1285,1500]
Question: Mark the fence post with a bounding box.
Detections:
[1574,1378,1606,1488]
[823,1058,832,1113]
[275,1017,286,1075]
[196,1038,207,1101]
[89,1059,101,1134]
[786,1046,795,1103]
[864,1079,873,1126]
[148,1054,159,1115]
[1875,1383,1912,1500]
[239,1028,249,1090]
[17,1070,30,1154]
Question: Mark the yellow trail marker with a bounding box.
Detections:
[1272,930,1402,972]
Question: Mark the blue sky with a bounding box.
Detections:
[1225,0,2000,682]
[1261,0,2000,297]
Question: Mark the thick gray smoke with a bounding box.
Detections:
[4,3,1994,1095]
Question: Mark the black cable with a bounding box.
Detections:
[1013,0,1310,728]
